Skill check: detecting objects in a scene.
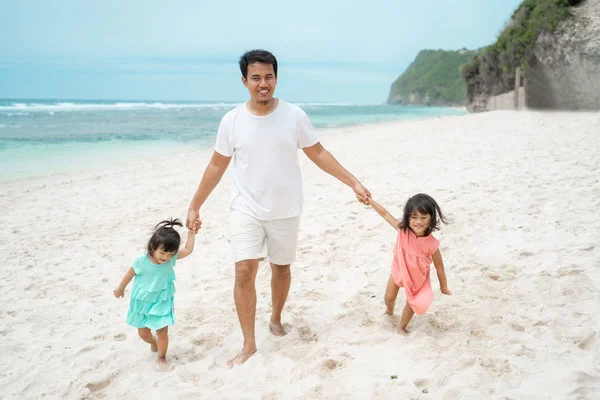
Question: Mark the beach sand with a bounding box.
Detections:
[1,110,599,399]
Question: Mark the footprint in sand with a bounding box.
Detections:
[297,326,318,342]
[360,317,375,327]
[557,266,584,277]
[569,372,600,398]
[575,333,596,352]
[304,290,328,300]
[113,333,127,341]
[509,323,525,332]
[413,378,432,392]
[85,377,112,392]
[479,358,512,376]
[191,333,222,352]
[488,273,516,282]
[322,359,341,370]
[428,313,457,331]
[514,345,535,359]
[78,345,96,354]
[261,392,283,400]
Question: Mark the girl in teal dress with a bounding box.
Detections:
[114,218,200,369]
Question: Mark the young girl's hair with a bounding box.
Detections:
[146,218,183,255]
[400,193,449,235]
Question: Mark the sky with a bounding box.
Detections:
[0,0,523,104]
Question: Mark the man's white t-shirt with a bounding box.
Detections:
[214,99,319,221]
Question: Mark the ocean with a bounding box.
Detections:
[0,99,465,183]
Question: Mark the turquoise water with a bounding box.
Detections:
[0,99,465,183]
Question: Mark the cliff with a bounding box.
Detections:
[387,49,478,106]
[528,0,600,109]
[461,0,599,112]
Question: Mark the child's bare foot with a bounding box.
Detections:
[385,306,394,315]
[269,321,287,337]
[150,336,158,352]
[397,326,409,335]
[156,357,169,371]
[226,348,257,368]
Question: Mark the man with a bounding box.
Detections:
[186,49,370,367]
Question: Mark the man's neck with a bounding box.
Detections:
[247,98,279,116]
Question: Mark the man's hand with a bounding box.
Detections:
[352,182,371,205]
[186,208,200,231]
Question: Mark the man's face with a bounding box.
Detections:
[242,62,277,103]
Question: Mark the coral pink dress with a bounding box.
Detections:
[391,229,439,315]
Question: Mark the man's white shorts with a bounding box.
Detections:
[229,209,300,265]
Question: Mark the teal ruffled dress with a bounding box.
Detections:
[126,253,177,330]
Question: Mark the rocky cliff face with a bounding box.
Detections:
[462,0,599,112]
[461,51,516,113]
[527,0,600,109]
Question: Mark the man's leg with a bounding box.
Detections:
[269,263,291,336]
[227,258,260,368]
[264,216,300,337]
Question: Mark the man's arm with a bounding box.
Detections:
[186,151,232,229]
[302,142,370,204]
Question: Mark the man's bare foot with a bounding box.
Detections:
[226,348,257,369]
[150,336,158,352]
[269,321,287,336]
[156,357,169,371]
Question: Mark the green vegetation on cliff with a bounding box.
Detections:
[460,0,584,109]
[387,49,478,106]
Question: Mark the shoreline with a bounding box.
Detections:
[0,110,467,190]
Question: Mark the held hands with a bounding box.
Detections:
[440,287,453,295]
[352,181,371,205]
[190,218,202,234]
[187,209,202,233]
[186,208,200,230]
[113,288,125,298]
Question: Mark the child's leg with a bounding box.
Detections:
[156,326,169,367]
[138,328,158,352]
[384,274,401,315]
[399,301,415,333]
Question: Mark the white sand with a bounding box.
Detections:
[1,111,599,399]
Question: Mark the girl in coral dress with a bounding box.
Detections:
[370,194,452,334]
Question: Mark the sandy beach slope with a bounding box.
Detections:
[1,110,599,399]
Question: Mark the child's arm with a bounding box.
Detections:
[369,198,400,231]
[114,267,135,298]
[177,223,200,260]
[432,249,452,295]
